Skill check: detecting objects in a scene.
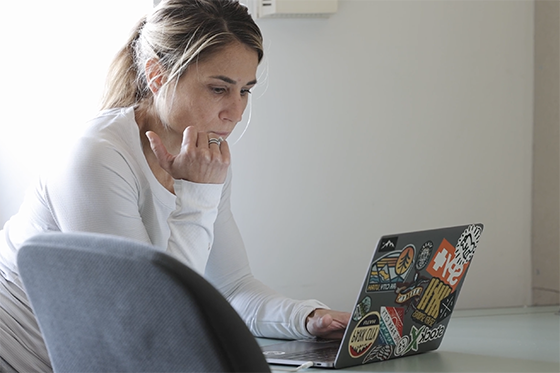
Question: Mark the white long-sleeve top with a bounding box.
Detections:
[0,107,327,372]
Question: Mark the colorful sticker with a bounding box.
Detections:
[395,245,415,276]
[379,237,398,252]
[367,245,415,292]
[394,324,445,357]
[454,225,482,266]
[379,306,405,346]
[353,296,372,322]
[415,241,434,270]
[426,239,468,291]
[395,273,430,308]
[363,344,393,364]
[411,277,452,327]
[348,311,380,359]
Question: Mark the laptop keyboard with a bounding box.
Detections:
[279,346,339,361]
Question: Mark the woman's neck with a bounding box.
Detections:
[134,101,177,194]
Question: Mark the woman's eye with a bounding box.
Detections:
[210,86,252,96]
[211,87,226,94]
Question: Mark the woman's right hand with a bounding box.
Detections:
[306,309,350,340]
[146,126,230,184]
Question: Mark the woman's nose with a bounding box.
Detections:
[220,97,247,123]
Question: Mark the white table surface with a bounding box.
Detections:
[257,305,560,372]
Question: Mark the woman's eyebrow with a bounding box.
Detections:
[210,75,257,86]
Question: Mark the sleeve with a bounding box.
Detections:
[44,137,222,274]
[166,180,223,274]
[205,169,329,340]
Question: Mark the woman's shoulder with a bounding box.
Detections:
[65,106,143,172]
[85,106,137,139]
[75,107,140,155]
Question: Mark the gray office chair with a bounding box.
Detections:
[17,232,271,373]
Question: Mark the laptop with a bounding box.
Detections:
[261,223,484,369]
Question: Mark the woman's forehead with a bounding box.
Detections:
[187,43,259,83]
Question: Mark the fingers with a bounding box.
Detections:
[146,131,174,171]
[217,137,231,165]
[193,129,209,148]
[207,135,230,165]
[151,127,230,184]
[203,131,231,165]
[306,309,351,340]
[182,126,198,149]
[191,131,230,184]
[315,313,333,329]
[188,128,226,153]
[208,137,222,149]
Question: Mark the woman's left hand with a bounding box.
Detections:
[306,309,351,339]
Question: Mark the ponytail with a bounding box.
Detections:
[100,17,149,111]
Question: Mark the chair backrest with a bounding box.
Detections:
[17,232,271,373]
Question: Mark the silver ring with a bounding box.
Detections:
[208,137,223,146]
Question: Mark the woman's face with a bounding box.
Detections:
[161,42,259,140]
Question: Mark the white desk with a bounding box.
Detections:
[258,306,560,372]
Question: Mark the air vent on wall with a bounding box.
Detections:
[245,0,338,19]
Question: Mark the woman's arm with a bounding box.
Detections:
[45,135,222,274]
[205,169,329,340]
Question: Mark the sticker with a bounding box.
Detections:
[363,344,393,363]
[379,237,398,252]
[367,246,416,292]
[395,245,415,276]
[394,324,445,357]
[415,241,434,270]
[353,296,372,322]
[411,277,452,327]
[454,225,482,266]
[437,291,456,322]
[426,239,468,291]
[395,273,429,308]
[379,307,404,346]
[349,311,380,359]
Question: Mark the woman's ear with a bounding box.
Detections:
[145,59,167,94]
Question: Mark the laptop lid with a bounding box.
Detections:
[262,223,484,369]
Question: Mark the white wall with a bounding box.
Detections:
[230,0,535,311]
[0,0,152,223]
[532,0,560,306]
[0,0,535,312]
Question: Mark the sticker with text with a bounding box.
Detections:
[454,224,482,266]
[379,306,405,346]
[349,311,380,359]
[367,245,416,292]
[411,277,452,327]
[394,324,445,357]
[426,239,468,291]
[415,241,434,270]
[395,272,430,310]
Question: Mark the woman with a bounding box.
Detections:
[0,0,349,371]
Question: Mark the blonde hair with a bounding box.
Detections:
[100,0,263,111]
